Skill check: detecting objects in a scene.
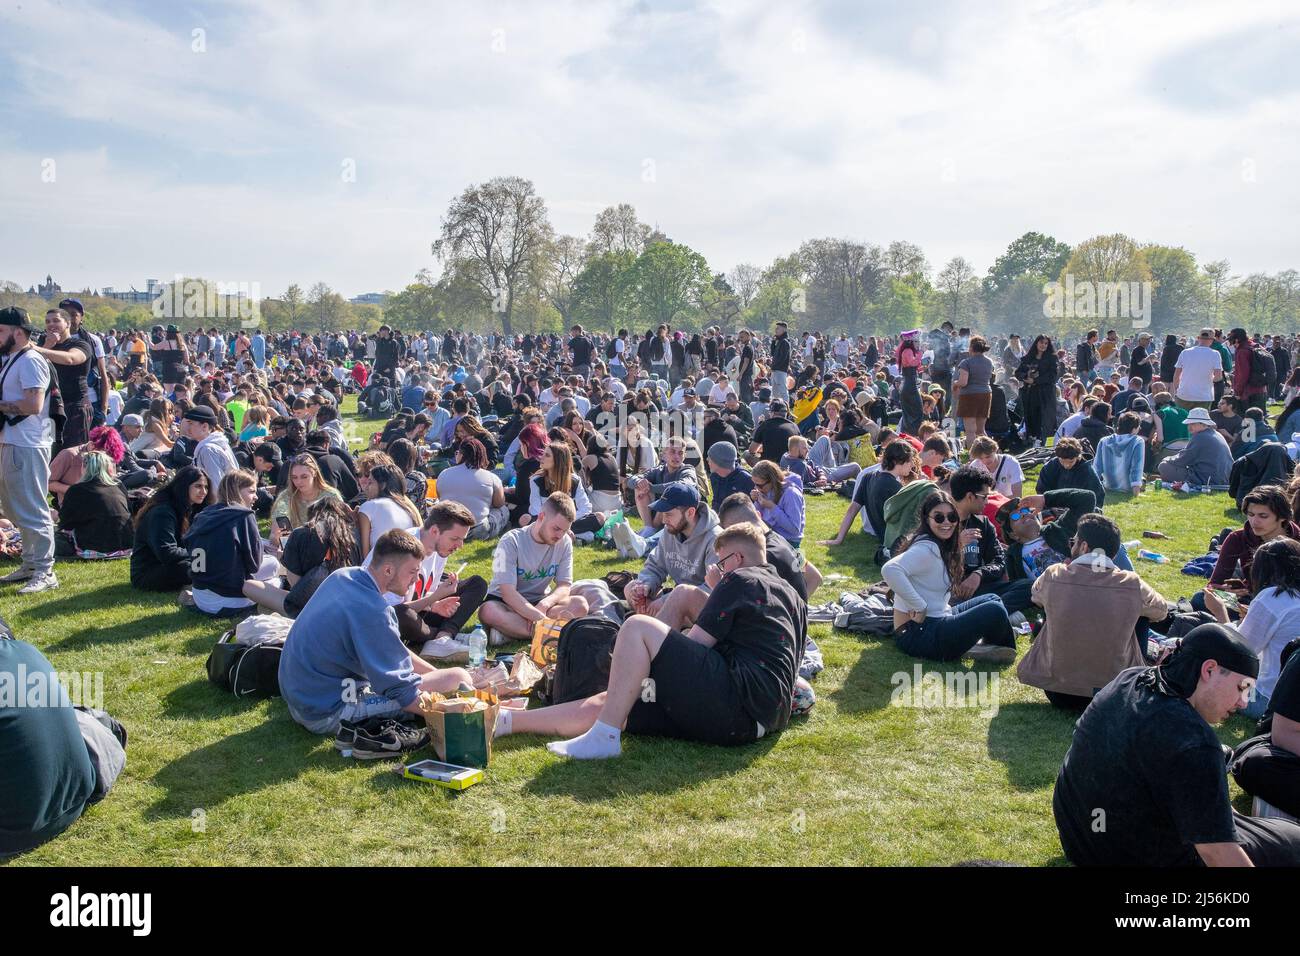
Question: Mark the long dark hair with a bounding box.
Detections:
[306,496,359,572]
[1251,537,1300,599]
[1275,395,1300,434]
[133,465,207,533]
[898,490,964,587]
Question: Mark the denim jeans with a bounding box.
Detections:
[894,593,1014,661]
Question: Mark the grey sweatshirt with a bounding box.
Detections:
[638,506,721,592]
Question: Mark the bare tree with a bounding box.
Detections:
[1202,259,1235,327]
[433,176,554,337]
[540,234,588,328]
[726,263,761,309]
[588,203,651,256]
[885,241,929,282]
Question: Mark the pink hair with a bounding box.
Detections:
[88,425,125,463]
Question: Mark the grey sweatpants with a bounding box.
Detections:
[0,443,54,575]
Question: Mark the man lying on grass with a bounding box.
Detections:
[278,528,473,738]
[495,522,805,759]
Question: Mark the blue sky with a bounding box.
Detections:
[1,0,1297,298]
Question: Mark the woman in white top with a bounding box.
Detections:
[357,463,422,559]
[880,490,1016,663]
[1204,537,1300,719]
[968,435,1024,499]
[130,398,176,457]
[524,443,601,536]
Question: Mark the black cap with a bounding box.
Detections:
[183,406,217,425]
[0,306,34,332]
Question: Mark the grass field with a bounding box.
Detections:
[1,401,1263,867]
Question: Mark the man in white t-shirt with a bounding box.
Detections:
[0,308,58,594]
[1172,329,1225,410]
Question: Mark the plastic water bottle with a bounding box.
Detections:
[1122,540,1141,551]
[1137,549,1169,564]
[467,626,487,667]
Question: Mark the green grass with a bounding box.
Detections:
[1,405,1261,866]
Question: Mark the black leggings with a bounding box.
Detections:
[572,513,604,535]
[1232,736,1300,819]
[395,575,488,646]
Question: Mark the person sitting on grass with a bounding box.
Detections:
[1231,636,1300,821]
[1018,513,1169,710]
[181,469,281,616]
[389,500,489,664]
[880,490,1018,664]
[1199,484,1300,618]
[715,492,823,604]
[130,466,208,592]
[1053,623,1300,866]
[269,453,342,552]
[1034,437,1106,506]
[55,450,134,556]
[1092,410,1147,497]
[476,492,588,645]
[968,435,1024,499]
[622,481,722,632]
[1156,406,1234,487]
[821,440,918,546]
[996,488,1109,583]
[244,496,359,618]
[946,465,1033,615]
[1203,537,1300,719]
[278,528,474,743]
[750,460,804,548]
[494,522,804,760]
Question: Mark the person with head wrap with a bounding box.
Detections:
[1053,623,1300,866]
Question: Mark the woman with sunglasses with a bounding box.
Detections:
[881,490,1017,664]
[751,460,804,548]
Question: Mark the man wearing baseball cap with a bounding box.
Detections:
[182,405,237,504]
[0,307,59,593]
[1156,406,1234,487]
[623,481,721,631]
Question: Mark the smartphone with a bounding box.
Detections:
[1210,589,1241,610]
[275,516,291,533]
[398,759,484,791]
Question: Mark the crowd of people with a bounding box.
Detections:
[4,306,1300,867]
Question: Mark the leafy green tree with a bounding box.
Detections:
[1143,245,1207,334]
[623,241,711,329]
[572,250,636,332]
[984,231,1071,295]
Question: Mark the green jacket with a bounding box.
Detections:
[1005,488,1098,581]
[882,479,938,556]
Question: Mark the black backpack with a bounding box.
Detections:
[206,629,284,698]
[1248,347,1270,389]
[606,337,618,359]
[535,616,619,706]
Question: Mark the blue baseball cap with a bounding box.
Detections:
[649,480,700,514]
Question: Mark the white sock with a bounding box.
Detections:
[494,709,512,738]
[546,719,622,760]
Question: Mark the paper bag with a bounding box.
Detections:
[424,700,498,767]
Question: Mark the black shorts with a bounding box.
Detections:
[625,629,760,746]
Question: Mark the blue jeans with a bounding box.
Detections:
[894,593,1014,661]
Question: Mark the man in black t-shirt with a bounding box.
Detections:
[568,324,593,379]
[34,308,92,450]
[500,522,805,758]
[736,329,756,402]
[715,492,821,604]
[750,400,799,463]
[1054,623,1300,866]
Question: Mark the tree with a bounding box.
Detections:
[624,241,711,329]
[884,241,930,284]
[699,273,741,330]
[867,279,923,336]
[572,250,636,333]
[797,238,884,332]
[984,231,1071,295]
[282,283,304,328]
[588,203,651,256]
[1052,234,1153,338]
[1143,245,1206,334]
[726,263,761,310]
[432,175,554,338]
[540,234,588,328]
[306,282,347,333]
[1202,259,1236,327]
[936,256,979,327]
[986,273,1049,336]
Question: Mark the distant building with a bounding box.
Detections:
[350,292,387,305]
[33,275,62,298]
[102,279,163,304]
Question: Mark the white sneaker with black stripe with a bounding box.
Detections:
[18,572,58,595]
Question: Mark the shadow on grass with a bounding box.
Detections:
[43,610,196,652]
[145,715,325,819]
[160,677,268,721]
[518,733,778,801]
[17,581,170,619]
[830,636,905,714]
[985,701,1076,792]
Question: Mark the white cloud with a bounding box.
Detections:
[1,0,1297,298]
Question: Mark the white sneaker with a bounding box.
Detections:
[0,567,34,584]
[18,572,58,595]
[487,627,510,647]
[419,636,470,664]
[625,529,648,558]
[612,521,637,559]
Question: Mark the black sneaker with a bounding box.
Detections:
[347,717,430,760]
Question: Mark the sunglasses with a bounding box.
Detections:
[930,512,959,524]
[1009,507,1037,522]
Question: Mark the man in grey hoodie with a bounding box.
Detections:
[624,481,721,630]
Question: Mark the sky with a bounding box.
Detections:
[1,0,1297,299]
